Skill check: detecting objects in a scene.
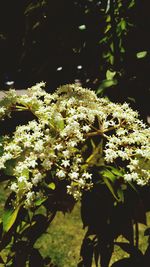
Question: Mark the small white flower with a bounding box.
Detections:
[54,144,63,151]
[61,160,70,168]
[63,150,70,158]
[10,183,18,192]
[82,125,91,133]
[69,172,79,180]
[67,141,77,147]
[56,169,66,178]
[82,172,92,179]
[18,176,27,183]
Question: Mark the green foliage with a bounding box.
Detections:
[136,51,148,59]
[2,205,20,232]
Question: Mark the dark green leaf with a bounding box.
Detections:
[103,177,119,201]
[35,197,47,206]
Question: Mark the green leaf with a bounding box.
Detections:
[129,0,135,8]
[104,24,111,33]
[108,166,124,177]
[35,197,47,206]
[96,79,117,95]
[22,168,29,179]
[106,15,111,22]
[120,19,126,31]
[4,159,16,176]
[117,188,124,202]
[48,182,56,190]
[101,169,116,182]
[3,205,20,232]
[106,70,116,80]
[136,51,147,59]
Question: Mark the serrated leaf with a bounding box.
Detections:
[3,205,20,232]
[136,51,147,59]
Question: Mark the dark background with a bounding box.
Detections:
[0,0,149,120]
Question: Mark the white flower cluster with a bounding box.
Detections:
[0,83,149,207]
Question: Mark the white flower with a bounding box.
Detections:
[56,169,66,178]
[1,82,150,205]
[25,191,36,207]
[54,144,63,151]
[69,172,79,180]
[32,173,43,185]
[10,183,18,192]
[63,150,70,158]
[82,125,91,133]
[61,160,70,168]
[34,140,44,152]
[18,176,27,183]
[0,107,6,117]
[82,172,92,180]
[124,172,139,182]
[67,141,77,148]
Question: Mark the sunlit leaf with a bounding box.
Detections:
[22,168,29,179]
[101,169,116,182]
[136,51,147,59]
[108,166,124,177]
[3,205,20,232]
[106,70,116,80]
[120,19,126,31]
[105,24,111,34]
[96,79,117,95]
[48,182,56,190]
